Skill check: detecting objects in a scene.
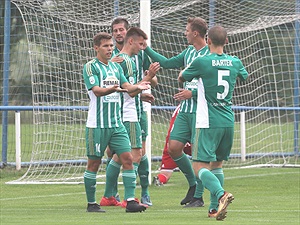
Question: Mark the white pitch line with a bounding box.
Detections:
[1,171,298,201]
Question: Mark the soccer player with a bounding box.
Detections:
[100,25,160,207]
[178,25,249,220]
[152,105,192,185]
[143,17,209,207]
[101,17,158,207]
[82,32,150,213]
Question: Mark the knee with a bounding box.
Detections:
[168,141,183,157]
[87,159,101,172]
[119,152,133,170]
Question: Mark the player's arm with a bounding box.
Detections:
[117,64,150,95]
[91,85,127,97]
[110,54,124,63]
[141,62,160,86]
[173,88,193,101]
[129,62,160,97]
[82,63,125,97]
[142,52,159,87]
[121,81,150,96]
[178,58,200,83]
[140,92,155,104]
[144,45,186,69]
[236,57,249,81]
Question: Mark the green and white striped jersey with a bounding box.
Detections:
[145,45,210,113]
[182,53,249,128]
[118,53,140,122]
[82,58,128,128]
[112,47,152,119]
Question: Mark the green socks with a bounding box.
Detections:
[173,153,196,186]
[198,168,224,200]
[210,168,224,210]
[84,170,97,203]
[194,176,204,198]
[138,155,150,196]
[122,169,137,200]
[104,159,121,197]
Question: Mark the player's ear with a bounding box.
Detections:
[207,38,212,45]
[225,38,228,44]
[129,37,134,45]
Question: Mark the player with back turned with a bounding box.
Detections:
[178,25,249,220]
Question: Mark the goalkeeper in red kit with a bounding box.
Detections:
[153,105,192,185]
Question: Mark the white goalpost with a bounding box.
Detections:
[7,0,299,184]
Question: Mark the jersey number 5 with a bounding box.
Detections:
[217,70,230,99]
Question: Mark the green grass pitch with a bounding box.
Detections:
[0,166,299,225]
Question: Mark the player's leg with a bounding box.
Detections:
[106,146,113,168]
[139,142,152,205]
[100,153,122,206]
[168,113,196,205]
[208,162,224,218]
[194,127,234,220]
[84,127,106,212]
[153,141,178,185]
[111,124,146,213]
[137,111,152,205]
[183,143,205,208]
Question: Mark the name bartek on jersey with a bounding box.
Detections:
[212,59,233,67]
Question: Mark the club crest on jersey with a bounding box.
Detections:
[89,76,95,84]
[129,76,135,84]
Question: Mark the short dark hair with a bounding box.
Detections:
[187,17,208,38]
[124,27,148,43]
[208,25,227,46]
[111,17,130,32]
[93,32,112,46]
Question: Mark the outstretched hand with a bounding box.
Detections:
[111,55,124,63]
[141,40,148,50]
[138,81,151,90]
[140,93,155,104]
[173,88,192,101]
[113,85,128,92]
[145,62,160,78]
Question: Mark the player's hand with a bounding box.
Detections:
[140,93,155,104]
[173,88,192,101]
[146,62,160,78]
[111,55,124,63]
[141,40,148,50]
[137,81,151,90]
[178,70,185,83]
[113,85,128,92]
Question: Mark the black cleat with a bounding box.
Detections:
[126,200,147,213]
[86,203,106,212]
[184,197,205,208]
[180,184,196,205]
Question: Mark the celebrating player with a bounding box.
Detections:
[143,17,209,207]
[82,32,150,213]
[178,25,249,220]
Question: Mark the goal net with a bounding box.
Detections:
[8,0,299,183]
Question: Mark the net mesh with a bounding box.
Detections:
[8,0,299,183]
